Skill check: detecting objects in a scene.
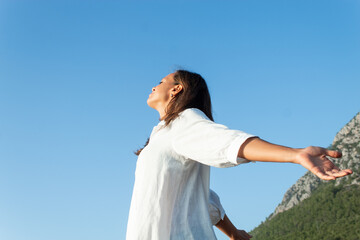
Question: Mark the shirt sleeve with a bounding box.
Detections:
[209,189,226,225]
[171,108,256,168]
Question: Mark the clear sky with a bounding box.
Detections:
[0,1,359,239]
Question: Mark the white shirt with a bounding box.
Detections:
[126,108,254,240]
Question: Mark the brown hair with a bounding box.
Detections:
[135,69,213,155]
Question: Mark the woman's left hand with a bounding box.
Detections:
[230,229,252,240]
[295,146,353,180]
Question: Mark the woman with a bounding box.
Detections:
[126,70,352,240]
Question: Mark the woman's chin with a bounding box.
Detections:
[147,99,155,109]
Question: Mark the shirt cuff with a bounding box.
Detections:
[227,134,256,165]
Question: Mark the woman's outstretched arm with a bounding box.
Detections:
[238,137,353,180]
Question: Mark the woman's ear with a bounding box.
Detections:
[172,84,183,96]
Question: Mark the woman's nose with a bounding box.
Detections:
[152,87,156,91]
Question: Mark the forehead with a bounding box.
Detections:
[162,73,176,82]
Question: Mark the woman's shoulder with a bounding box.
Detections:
[178,108,209,120]
[170,108,210,129]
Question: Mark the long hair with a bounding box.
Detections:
[164,70,213,125]
[135,70,213,155]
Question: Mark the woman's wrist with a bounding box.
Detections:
[289,148,302,164]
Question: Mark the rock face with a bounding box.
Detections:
[271,112,360,218]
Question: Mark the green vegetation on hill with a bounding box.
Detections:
[250,178,360,240]
[250,113,360,240]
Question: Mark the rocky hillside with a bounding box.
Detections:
[270,112,360,218]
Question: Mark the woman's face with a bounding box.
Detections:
[147,73,177,113]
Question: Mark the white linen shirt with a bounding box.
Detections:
[126,108,254,240]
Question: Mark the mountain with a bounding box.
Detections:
[250,179,360,240]
[250,112,360,240]
[270,112,360,218]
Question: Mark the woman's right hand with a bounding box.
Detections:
[230,229,252,240]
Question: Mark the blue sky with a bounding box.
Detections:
[0,1,359,239]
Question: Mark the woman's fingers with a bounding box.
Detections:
[242,230,252,238]
[235,229,252,240]
[315,171,336,180]
[325,149,342,158]
[328,169,353,177]
[313,165,353,180]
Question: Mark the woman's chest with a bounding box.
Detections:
[135,130,190,180]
